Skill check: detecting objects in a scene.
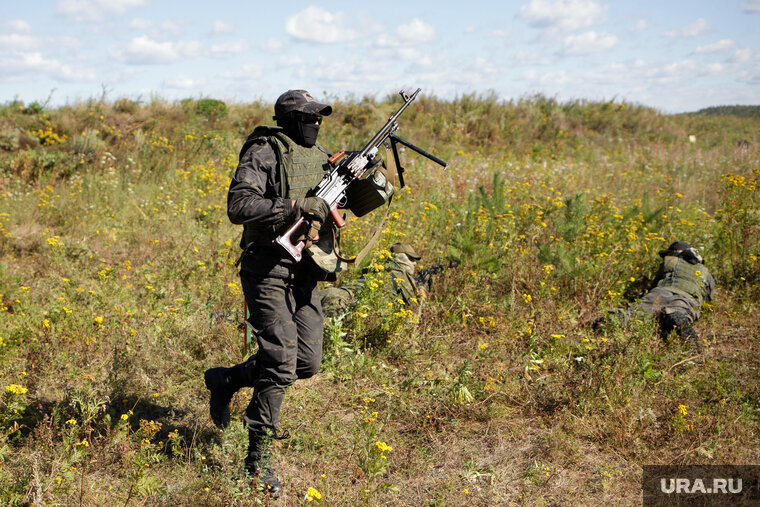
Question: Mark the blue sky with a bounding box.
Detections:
[1,0,759,112]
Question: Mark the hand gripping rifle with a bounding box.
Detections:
[275,88,448,261]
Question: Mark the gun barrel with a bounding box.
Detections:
[360,88,421,157]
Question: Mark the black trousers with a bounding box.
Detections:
[239,274,323,433]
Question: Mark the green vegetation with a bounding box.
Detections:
[693,105,760,119]
[0,94,758,505]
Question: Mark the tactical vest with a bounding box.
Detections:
[241,126,329,246]
[656,256,707,305]
[268,131,329,200]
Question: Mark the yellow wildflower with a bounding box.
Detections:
[306,487,322,501]
[5,384,27,395]
[374,441,392,453]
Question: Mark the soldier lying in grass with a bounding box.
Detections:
[319,242,428,318]
[593,241,715,349]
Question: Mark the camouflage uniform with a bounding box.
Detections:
[605,241,715,347]
[387,243,423,304]
[319,286,355,318]
[319,243,423,316]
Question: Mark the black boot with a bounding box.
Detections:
[661,312,701,351]
[672,313,701,351]
[245,429,282,498]
[204,357,256,429]
[204,367,235,428]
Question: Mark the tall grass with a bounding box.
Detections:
[0,94,758,505]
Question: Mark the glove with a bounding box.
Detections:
[296,196,329,222]
[296,218,322,249]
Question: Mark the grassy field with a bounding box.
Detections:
[0,94,758,505]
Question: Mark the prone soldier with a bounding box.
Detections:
[594,241,715,349]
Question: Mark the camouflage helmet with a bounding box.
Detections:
[320,287,354,318]
[390,242,421,260]
[273,90,332,120]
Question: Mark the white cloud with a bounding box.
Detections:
[702,63,726,76]
[166,75,205,90]
[262,38,284,54]
[695,39,736,54]
[631,20,647,32]
[397,48,421,61]
[6,20,33,34]
[160,20,183,37]
[583,58,706,91]
[737,63,760,85]
[213,20,233,34]
[519,0,606,33]
[294,56,388,85]
[0,51,95,82]
[466,57,505,83]
[397,18,435,44]
[109,35,202,64]
[208,40,249,58]
[731,48,758,64]
[57,0,147,23]
[561,31,618,55]
[376,18,435,47]
[0,20,40,51]
[742,0,760,13]
[0,33,42,52]
[648,60,699,84]
[397,48,435,69]
[285,6,360,43]
[515,50,556,65]
[276,55,306,67]
[663,18,710,38]
[129,17,152,29]
[57,36,87,50]
[219,63,263,80]
[523,68,575,87]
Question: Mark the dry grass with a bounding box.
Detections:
[0,96,758,505]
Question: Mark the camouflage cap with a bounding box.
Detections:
[274,90,332,119]
[658,241,692,258]
[390,242,421,260]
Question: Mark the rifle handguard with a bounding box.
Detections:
[328,150,346,164]
[330,205,346,228]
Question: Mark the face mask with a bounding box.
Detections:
[279,116,320,147]
[299,122,320,147]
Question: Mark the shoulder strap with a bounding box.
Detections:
[335,197,394,266]
[315,142,331,156]
[268,132,290,197]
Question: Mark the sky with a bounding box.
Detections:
[1,0,759,113]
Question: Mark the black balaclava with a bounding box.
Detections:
[278,116,319,148]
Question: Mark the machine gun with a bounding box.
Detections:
[413,261,458,290]
[275,88,448,261]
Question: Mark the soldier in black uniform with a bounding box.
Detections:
[204,90,335,497]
